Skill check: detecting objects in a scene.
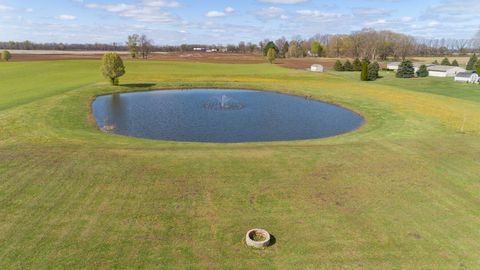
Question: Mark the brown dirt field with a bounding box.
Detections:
[10,54,104,62]
[8,52,265,64]
[151,52,265,64]
[5,51,340,70]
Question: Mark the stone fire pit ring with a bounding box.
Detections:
[246,228,271,248]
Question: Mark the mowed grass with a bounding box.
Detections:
[0,60,480,269]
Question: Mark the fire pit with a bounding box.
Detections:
[246,228,271,248]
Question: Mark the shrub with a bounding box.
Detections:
[396,60,415,78]
[441,57,450,66]
[416,64,429,77]
[2,50,11,61]
[343,60,353,71]
[477,62,480,75]
[432,60,439,65]
[367,62,380,81]
[466,54,478,70]
[101,53,126,85]
[266,48,276,64]
[334,60,344,71]
[352,58,362,71]
[451,59,459,66]
[360,62,368,81]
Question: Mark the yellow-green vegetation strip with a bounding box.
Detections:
[0,60,479,269]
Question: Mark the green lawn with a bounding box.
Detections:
[1,60,480,269]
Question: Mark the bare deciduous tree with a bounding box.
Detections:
[138,34,153,59]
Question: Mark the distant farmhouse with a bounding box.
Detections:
[193,47,223,53]
[387,62,466,78]
[454,72,479,83]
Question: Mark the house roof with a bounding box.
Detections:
[427,65,465,72]
[455,72,475,78]
[387,62,433,68]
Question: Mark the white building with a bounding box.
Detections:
[386,62,401,71]
[387,62,467,77]
[387,62,433,73]
[427,65,466,77]
[310,64,324,72]
[454,72,479,83]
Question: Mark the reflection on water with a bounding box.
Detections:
[92,89,364,143]
[204,95,244,111]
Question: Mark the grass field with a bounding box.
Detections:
[1,59,480,269]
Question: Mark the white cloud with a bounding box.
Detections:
[56,14,76,20]
[427,21,440,27]
[206,11,225,17]
[206,7,235,17]
[258,0,307,4]
[296,9,343,21]
[0,5,14,12]
[365,19,387,26]
[143,0,180,8]
[85,3,176,22]
[352,8,390,17]
[256,6,286,19]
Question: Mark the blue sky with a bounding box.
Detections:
[0,0,479,45]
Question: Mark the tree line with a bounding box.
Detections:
[2,28,480,60]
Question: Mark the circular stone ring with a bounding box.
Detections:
[246,228,271,248]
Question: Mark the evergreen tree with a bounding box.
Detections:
[362,58,371,66]
[343,60,353,71]
[416,64,429,77]
[396,60,415,78]
[441,57,450,66]
[451,59,459,66]
[352,58,362,71]
[263,41,279,56]
[360,62,368,81]
[334,60,344,71]
[367,62,380,81]
[466,54,478,70]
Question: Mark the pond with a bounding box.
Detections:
[92,89,364,143]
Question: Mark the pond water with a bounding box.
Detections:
[92,89,364,143]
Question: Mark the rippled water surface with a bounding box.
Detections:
[92,89,364,143]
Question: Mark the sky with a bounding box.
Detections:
[0,0,479,45]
